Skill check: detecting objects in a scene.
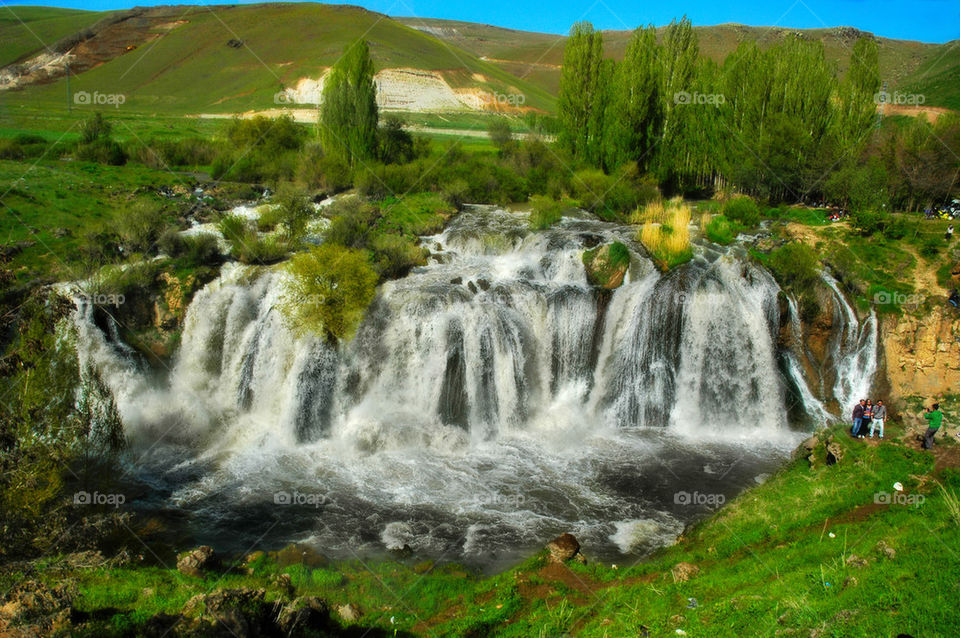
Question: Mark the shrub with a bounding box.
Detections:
[281,244,378,342]
[272,183,313,240]
[0,138,24,159]
[117,200,166,253]
[324,199,381,249]
[160,230,221,267]
[528,195,566,230]
[703,214,737,245]
[378,116,416,164]
[722,196,761,227]
[79,112,111,145]
[76,138,126,165]
[849,209,887,235]
[765,242,820,289]
[638,200,692,269]
[371,234,427,279]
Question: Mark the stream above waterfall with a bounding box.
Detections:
[72,205,876,569]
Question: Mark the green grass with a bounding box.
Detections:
[0,158,185,282]
[378,192,454,236]
[10,423,959,636]
[900,42,960,111]
[0,6,106,67]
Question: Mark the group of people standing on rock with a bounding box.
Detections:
[851,399,887,439]
[850,399,948,450]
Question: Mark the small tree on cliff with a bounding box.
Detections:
[281,244,378,343]
[320,40,379,165]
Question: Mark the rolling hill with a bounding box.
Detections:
[0,3,556,115]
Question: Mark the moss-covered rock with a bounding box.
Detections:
[582,242,630,289]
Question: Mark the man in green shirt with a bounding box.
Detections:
[922,403,944,450]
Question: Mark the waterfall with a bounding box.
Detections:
[821,272,878,409]
[67,206,858,564]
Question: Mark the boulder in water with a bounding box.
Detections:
[546,533,581,562]
[582,242,630,289]
[177,546,215,577]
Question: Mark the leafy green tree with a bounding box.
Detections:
[558,22,604,159]
[282,244,378,342]
[321,40,379,165]
[603,26,662,172]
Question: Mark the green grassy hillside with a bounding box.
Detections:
[0,3,555,115]
[0,6,105,67]
[901,41,960,110]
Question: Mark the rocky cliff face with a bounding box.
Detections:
[882,307,960,401]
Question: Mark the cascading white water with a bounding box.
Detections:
[821,272,878,410]
[70,206,836,566]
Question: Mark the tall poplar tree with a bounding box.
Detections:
[320,40,379,165]
[558,22,604,159]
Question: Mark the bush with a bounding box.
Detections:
[882,216,918,241]
[324,199,381,249]
[378,116,416,164]
[704,214,737,245]
[638,200,693,269]
[765,242,820,289]
[218,214,287,264]
[722,196,761,227]
[79,112,111,145]
[849,209,887,235]
[528,195,566,230]
[0,138,24,159]
[76,138,126,165]
[281,244,378,341]
[272,183,313,240]
[160,230,221,267]
[117,200,166,253]
[371,234,427,279]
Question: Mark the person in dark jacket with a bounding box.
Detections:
[852,399,866,437]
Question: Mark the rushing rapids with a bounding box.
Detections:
[71,206,877,566]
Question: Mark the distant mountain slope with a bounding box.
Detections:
[0,6,107,67]
[400,18,948,105]
[0,3,556,114]
[900,41,960,111]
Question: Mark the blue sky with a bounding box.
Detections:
[6,0,959,43]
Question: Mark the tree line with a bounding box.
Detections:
[557,19,959,210]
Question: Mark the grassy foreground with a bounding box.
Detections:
[3,422,959,636]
